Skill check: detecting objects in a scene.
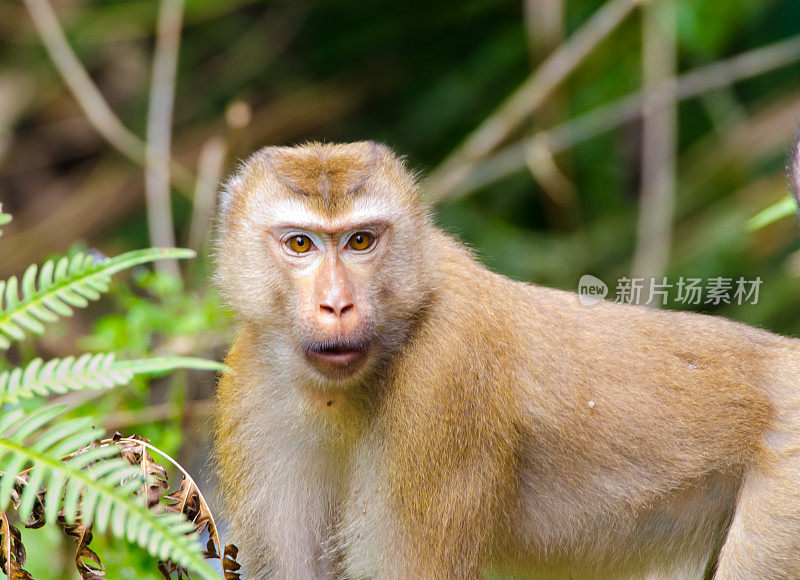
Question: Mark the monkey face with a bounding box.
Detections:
[216,142,434,386]
[267,218,388,381]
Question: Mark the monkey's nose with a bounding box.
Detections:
[319,298,355,319]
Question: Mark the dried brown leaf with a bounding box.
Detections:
[203,537,218,560]
[222,545,241,580]
[164,476,212,536]
[158,559,188,579]
[23,490,46,530]
[108,436,234,578]
[12,439,108,579]
[158,475,212,577]
[58,518,105,580]
[19,481,105,579]
[0,511,33,580]
[114,434,169,510]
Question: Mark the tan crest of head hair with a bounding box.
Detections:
[220,140,421,223]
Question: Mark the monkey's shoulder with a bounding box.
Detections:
[409,270,791,419]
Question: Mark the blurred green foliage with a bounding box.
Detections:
[81,269,228,359]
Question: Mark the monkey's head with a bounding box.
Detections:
[215,141,434,384]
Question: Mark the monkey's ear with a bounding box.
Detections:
[218,171,243,219]
[362,140,390,157]
[362,140,401,165]
[359,140,415,179]
[218,147,276,218]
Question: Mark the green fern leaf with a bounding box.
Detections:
[0,406,220,579]
[0,354,227,405]
[0,248,195,349]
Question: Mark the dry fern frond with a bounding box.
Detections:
[0,510,32,579]
[0,407,220,579]
[221,545,241,580]
[109,436,240,578]
[115,435,169,510]
[58,518,105,580]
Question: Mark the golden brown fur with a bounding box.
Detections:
[214,141,800,579]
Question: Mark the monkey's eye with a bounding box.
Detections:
[347,232,375,252]
[287,235,314,254]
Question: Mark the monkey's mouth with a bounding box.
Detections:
[303,340,371,375]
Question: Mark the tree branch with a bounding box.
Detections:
[145,0,184,276]
[188,137,227,252]
[426,0,645,202]
[436,33,800,202]
[21,0,195,192]
[630,0,677,294]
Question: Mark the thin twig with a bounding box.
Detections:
[425,0,645,202]
[524,0,564,63]
[697,87,747,135]
[521,0,578,214]
[188,137,227,252]
[553,33,800,154]
[523,136,576,207]
[22,0,143,163]
[103,399,215,431]
[21,0,195,192]
[145,0,184,277]
[630,0,676,295]
[0,75,33,172]
[438,33,800,202]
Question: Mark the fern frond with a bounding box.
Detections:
[0,248,195,349]
[0,204,11,237]
[0,406,220,579]
[0,354,227,405]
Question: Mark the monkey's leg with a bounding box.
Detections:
[714,446,800,578]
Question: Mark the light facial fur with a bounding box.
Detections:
[215,140,800,579]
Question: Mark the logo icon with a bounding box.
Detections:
[578,275,607,306]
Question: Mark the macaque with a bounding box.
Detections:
[214,140,800,579]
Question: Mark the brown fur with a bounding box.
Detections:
[215,142,800,579]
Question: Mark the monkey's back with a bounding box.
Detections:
[385,234,793,576]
